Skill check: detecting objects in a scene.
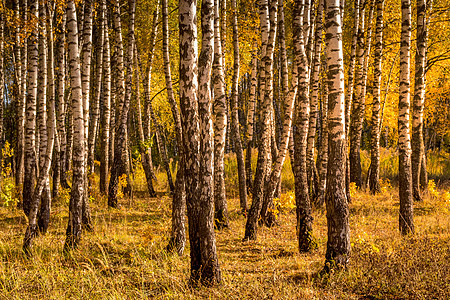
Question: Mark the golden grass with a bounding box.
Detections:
[0,175,449,299]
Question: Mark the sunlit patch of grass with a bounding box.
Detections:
[0,160,449,298]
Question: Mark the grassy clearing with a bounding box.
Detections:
[0,151,449,299]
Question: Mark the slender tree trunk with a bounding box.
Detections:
[133,43,157,197]
[315,68,328,207]
[369,0,384,194]
[14,0,25,195]
[412,0,428,201]
[244,0,277,241]
[350,0,374,188]
[213,0,229,228]
[164,0,185,255]
[323,0,350,271]
[108,0,131,208]
[100,0,111,195]
[38,5,56,234]
[306,0,323,199]
[64,0,86,251]
[344,0,360,200]
[88,3,105,176]
[260,0,298,227]
[179,0,221,285]
[23,0,39,218]
[230,0,248,213]
[291,0,316,252]
[398,0,414,235]
[245,45,258,195]
[80,0,93,230]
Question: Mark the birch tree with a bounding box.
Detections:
[398,0,415,235]
[164,0,185,255]
[100,0,111,195]
[64,0,86,251]
[323,0,350,271]
[23,0,39,217]
[369,0,384,194]
[230,0,248,213]
[213,0,229,227]
[179,0,221,285]
[411,0,429,202]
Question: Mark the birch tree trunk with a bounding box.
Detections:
[38,5,56,233]
[244,0,277,241]
[23,0,39,217]
[14,0,26,194]
[164,0,185,255]
[398,0,415,235]
[291,0,316,252]
[306,0,324,198]
[100,0,111,195]
[315,69,328,207]
[133,43,157,197]
[35,0,51,228]
[230,0,248,213]
[323,0,350,271]
[213,0,229,228]
[412,0,428,202]
[64,0,86,251]
[57,11,69,191]
[88,2,104,176]
[80,0,93,229]
[245,45,258,195]
[108,0,132,208]
[179,0,221,285]
[369,0,384,194]
[260,0,298,227]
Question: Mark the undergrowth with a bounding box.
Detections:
[0,149,449,299]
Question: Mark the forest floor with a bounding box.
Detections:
[0,179,449,299]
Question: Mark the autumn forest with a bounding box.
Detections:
[0,0,449,298]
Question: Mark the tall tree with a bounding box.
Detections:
[230,0,248,213]
[108,0,133,208]
[411,0,429,201]
[323,0,350,271]
[350,0,375,188]
[23,2,57,252]
[244,0,277,241]
[260,0,298,227]
[164,0,185,255]
[213,0,229,228]
[398,0,414,235]
[14,0,26,194]
[369,0,384,194]
[64,0,86,251]
[23,0,39,217]
[179,0,221,285]
[99,0,111,195]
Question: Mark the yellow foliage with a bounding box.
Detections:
[349,182,357,198]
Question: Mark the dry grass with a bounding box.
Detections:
[0,175,449,299]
